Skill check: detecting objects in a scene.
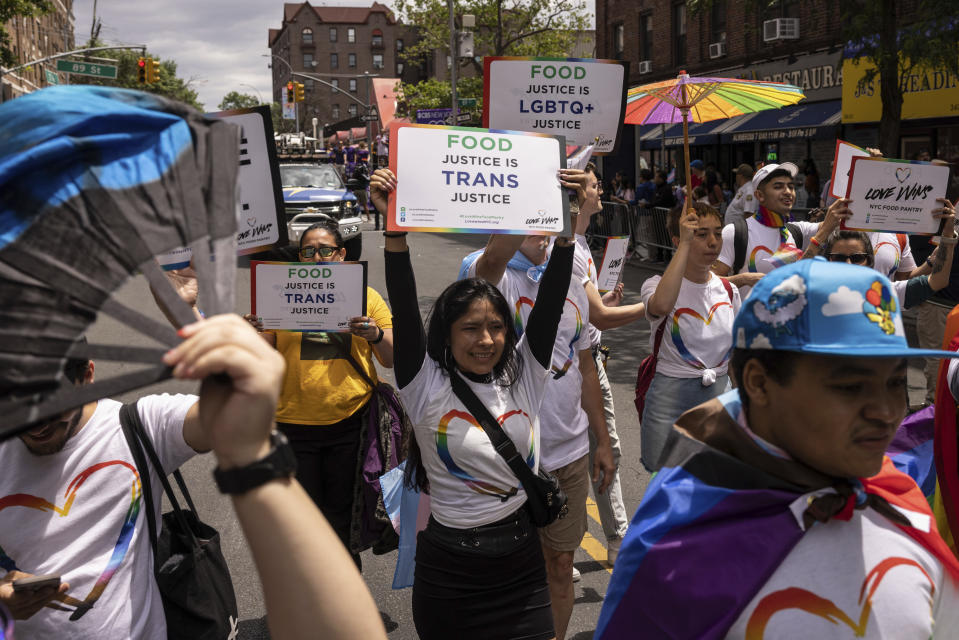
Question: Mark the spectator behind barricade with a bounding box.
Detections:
[245,219,395,569]
[163,316,388,640]
[372,167,583,640]
[692,185,710,205]
[689,159,705,190]
[721,181,733,204]
[638,202,741,472]
[803,158,820,209]
[705,163,724,207]
[611,179,634,206]
[724,164,757,226]
[598,259,959,638]
[633,169,655,206]
[651,170,676,209]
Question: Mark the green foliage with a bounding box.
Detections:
[271,102,296,134]
[218,91,260,111]
[67,40,203,110]
[393,0,589,117]
[0,0,52,67]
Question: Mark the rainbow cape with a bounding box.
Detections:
[596,390,959,639]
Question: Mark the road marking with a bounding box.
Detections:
[580,497,613,574]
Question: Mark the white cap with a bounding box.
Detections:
[752,162,799,191]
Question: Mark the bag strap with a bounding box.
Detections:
[732,216,748,274]
[119,403,159,562]
[650,314,668,360]
[119,401,201,550]
[719,276,734,305]
[332,334,379,391]
[448,372,538,496]
[786,222,803,249]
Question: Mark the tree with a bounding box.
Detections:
[68,40,203,110]
[0,0,51,67]
[271,102,296,134]
[218,91,260,111]
[392,0,590,117]
[841,0,959,156]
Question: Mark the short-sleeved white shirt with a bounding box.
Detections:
[0,395,197,640]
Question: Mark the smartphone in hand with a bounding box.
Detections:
[12,574,61,592]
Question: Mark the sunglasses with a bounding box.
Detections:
[300,245,339,259]
[826,252,870,265]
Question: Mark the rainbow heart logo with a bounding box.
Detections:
[670,301,734,369]
[896,167,912,183]
[745,556,932,638]
[0,461,142,620]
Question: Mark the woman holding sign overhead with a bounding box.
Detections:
[371,166,579,640]
[246,219,394,568]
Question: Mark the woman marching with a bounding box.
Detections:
[371,167,577,640]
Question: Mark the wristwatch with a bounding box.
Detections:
[213,430,297,495]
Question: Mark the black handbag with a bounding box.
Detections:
[119,402,239,640]
[449,372,568,527]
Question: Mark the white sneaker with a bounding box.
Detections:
[607,537,623,566]
[572,567,581,582]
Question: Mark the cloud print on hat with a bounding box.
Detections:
[821,286,865,317]
[752,274,807,331]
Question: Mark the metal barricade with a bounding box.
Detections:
[584,201,635,252]
[631,205,675,261]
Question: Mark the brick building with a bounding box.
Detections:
[268,2,424,136]
[596,0,843,199]
[1,0,76,101]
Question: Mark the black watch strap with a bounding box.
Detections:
[213,431,297,495]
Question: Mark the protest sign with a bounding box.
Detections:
[830,139,870,199]
[387,122,569,235]
[483,57,628,155]
[251,261,367,332]
[157,105,287,269]
[596,236,630,293]
[844,157,951,234]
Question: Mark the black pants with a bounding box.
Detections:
[277,408,365,568]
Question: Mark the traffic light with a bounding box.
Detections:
[137,57,147,84]
[286,82,295,105]
[145,58,160,84]
[294,82,305,103]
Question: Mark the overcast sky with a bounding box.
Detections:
[72,0,596,111]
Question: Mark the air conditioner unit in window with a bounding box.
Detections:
[638,60,652,74]
[763,18,800,42]
[708,42,726,59]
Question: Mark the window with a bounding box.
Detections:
[396,39,404,51]
[396,62,405,75]
[372,34,383,47]
[640,13,653,61]
[349,104,357,117]
[764,0,800,19]
[673,3,686,65]
[330,52,338,68]
[302,27,313,44]
[348,28,355,43]
[349,78,357,92]
[329,27,337,42]
[331,79,339,93]
[613,23,624,58]
[332,104,340,119]
[348,53,356,68]
[711,1,726,43]
[303,52,314,68]
[373,54,383,69]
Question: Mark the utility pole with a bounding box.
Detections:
[448,0,458,123]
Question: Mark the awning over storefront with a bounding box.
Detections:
[640,118,744,149]
[720,100,841,143]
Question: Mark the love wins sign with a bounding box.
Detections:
[845,157,951,235]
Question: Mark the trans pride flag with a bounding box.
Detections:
[596,390,959,639]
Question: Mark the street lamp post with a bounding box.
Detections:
[239,82,264,105]
[266,54,299,133]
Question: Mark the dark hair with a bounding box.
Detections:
[823,230,874,268]
[656,170,668,181]
[640,169,653,181]
[757,168,792,189]
[729,348,801,414]
[424,278,522,386]
[666,201,723,238]
[64,336,90,384]
[299,220,343,249]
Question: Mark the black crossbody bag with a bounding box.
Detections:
[449,372,568,527]
[119,402,238,640]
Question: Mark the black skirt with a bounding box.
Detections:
[412,507,554,640]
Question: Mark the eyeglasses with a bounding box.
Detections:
[300,246,339,259]
[826,252,870,265]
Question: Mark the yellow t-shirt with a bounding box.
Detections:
[272,286,393,425]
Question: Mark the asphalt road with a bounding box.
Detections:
[87,226,930,639]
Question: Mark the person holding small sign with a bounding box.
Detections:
[371,167,577,640]
[246,220,394,568]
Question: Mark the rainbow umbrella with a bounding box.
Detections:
[626,70,805,211]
